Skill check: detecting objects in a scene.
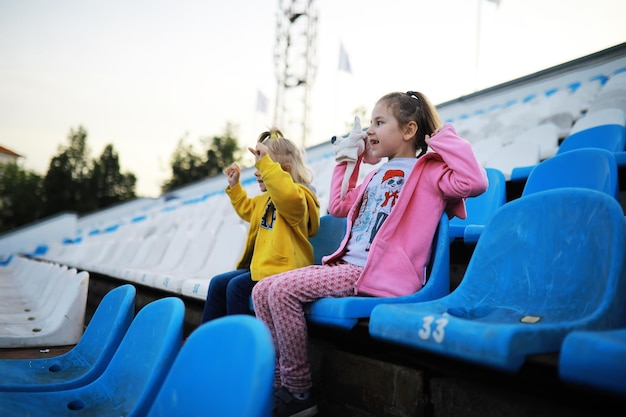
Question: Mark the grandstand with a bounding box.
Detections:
[1,42,626,416]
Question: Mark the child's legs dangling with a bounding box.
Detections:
[252,275,282,389]
[267,263,362,394]
[202,269,249,323]
[226,272,256,315]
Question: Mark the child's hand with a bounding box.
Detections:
[248,142,269,163]
[223,163,241,187]
[425,127,441,146]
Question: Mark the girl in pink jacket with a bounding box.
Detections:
[252,91,488,417]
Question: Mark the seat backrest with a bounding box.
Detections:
[558,328,626,396]
[484,139,541,180]
[0,284,136,392]
[568,107,625,135]
[95,297,185,416]
[513,122,560,160]
[147,315,274,417]
[308,215,347,265]
[368,188,626,372]
[304,214,450,329]
[422,214,451,298]
[557,123,626,154]
[74,284,136,369]
[449,168,506,243]
[197,221,248,277]
[522,147,619,201]
[459,188,626,324]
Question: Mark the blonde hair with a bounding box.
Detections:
[257,127,313,186]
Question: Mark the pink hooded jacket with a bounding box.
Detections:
[325,123,488,297]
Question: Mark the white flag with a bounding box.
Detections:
[256,90,268,114]
[338,44,352,74]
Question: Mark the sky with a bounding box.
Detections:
[1,0,625,198]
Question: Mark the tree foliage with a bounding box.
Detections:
[90,144,137,208]
[0,162,44,233]
[42,126,95,216]
[39,125,136,218]
[162,123,241,193]
[1,122,240,234]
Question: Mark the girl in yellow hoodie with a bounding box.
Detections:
[201,128,320,323]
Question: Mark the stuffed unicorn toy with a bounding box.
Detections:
[331,116,381,199]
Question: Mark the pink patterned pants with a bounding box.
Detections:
[251,262,363,394]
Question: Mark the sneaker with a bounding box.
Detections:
[273,386,318,417]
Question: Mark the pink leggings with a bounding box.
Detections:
[251,262,363,394]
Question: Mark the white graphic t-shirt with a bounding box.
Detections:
[342,157,417,267]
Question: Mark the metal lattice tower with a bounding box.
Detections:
[273,0,318,147]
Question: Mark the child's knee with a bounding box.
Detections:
[251,280,267,303]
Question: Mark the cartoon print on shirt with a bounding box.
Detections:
[367,169,405,249]
[351,191,375,243]
[260,200,276,230]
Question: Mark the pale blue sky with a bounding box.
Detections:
[1,0,625,197]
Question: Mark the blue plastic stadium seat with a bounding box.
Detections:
[449,168,506,244]
[369,189,626,372]
[558,328,626,396]
[304,214,450,330]
[0,297,185,417]
[557,123,626,155]
[249,214,346,312]
[0,284,136,392]
[308,214,347,265]
[147,315,274,417]
[521,147,620,202]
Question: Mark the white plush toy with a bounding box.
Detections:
[332,116,381,199]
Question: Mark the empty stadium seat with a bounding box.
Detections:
[521,147,620,202]
[0,297,184,417]
[558,328,626,396]
[307,214,347,265]
[535,89,583,138]
[304,214,450,330]
[572,74,608,112]
[149,226,218,293]
[0,284,136,392]
[127,218,197,287]
[588,89,626,115]
[449,168,506,244]
[508,123,561,181]
[557,112,626,155]
[0,257,59,308]
[470,136,504,166]
[568,107,625,136]
[179,222,249,300]
[0,268,90,349]
[483,139,541,180]
[146,315,274,417]
[1,265,80,323]
[369,188,626,372]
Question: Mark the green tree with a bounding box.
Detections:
[162,124,241,193]
[202,123,241,177]
[162,134,205,192]
[42,126,94,216]
[0,162,44,233]
[90,144,137,208]
[41,126,137,217]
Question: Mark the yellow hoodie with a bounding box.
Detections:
[226,154,320,281]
